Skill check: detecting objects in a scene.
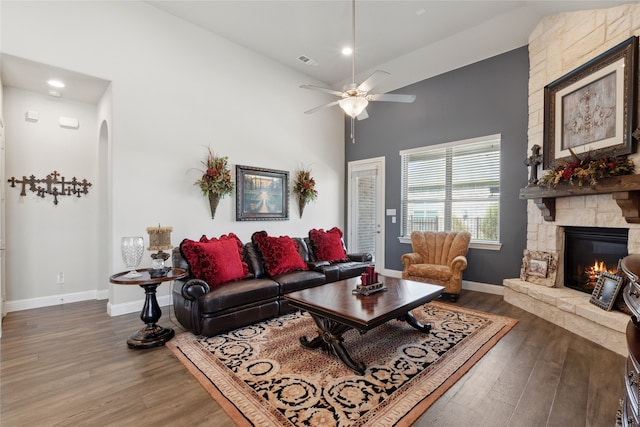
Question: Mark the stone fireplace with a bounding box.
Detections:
[503,4,640,356]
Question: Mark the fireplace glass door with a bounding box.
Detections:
[564,227,628,294]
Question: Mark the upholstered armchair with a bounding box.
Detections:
[401,231,471,301]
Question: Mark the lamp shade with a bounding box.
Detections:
[146,226,173,251]
[339,96,368,118]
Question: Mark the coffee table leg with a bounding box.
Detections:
[300,313,366,375]
[400,310,432,333]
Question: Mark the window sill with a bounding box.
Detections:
[397,236,502,251]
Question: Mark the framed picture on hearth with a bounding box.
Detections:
[236,165,289,221]
[590,272,623,311]
[520,250,558,287]
[542,36,638,168]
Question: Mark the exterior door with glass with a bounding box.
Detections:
[347,157,384,270]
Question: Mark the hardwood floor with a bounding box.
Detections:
[0,290,625,426]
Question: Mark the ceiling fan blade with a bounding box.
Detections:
[304,100,340,114]
[357,109,369,120]
[299,84,344,97]
[357,70,390,93]
[367,93,416,103]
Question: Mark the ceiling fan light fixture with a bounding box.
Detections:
[339,96,368,118]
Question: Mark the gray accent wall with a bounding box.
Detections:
[345,46,529,286]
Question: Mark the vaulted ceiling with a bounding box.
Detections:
[147,1,630,86]
[1,1,631,103]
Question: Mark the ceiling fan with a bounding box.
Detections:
[300,0,416,133]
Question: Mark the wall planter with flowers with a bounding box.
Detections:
[195,148,234,219]
[292,168,318,218]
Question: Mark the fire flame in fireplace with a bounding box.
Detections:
[591,260,612,273]
[585,259,617,284]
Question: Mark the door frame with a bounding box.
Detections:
[347,157,385,271]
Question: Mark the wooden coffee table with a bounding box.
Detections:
[284,276,444,374]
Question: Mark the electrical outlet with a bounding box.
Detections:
[57,272,64,284]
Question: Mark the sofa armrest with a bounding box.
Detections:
[180,279,210,301]
[401,252,424,268]
[347,252,372,262]
[173,279,209,336]
[450,255,468,273]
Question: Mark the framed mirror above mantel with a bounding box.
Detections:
[520,174,640,223]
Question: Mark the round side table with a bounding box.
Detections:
[109,267,187,349]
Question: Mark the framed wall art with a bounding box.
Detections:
[542,36,638,168]
[520,249,558,287]
[589,271,624,311]
[236,165,289,221]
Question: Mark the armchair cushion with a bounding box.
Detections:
[405,263,452,282]
[308,227,348,262]
[180,234,249,286]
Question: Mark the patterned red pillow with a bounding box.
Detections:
[180,233,249,286]
[309,227,348,262]
[252,231,308,276]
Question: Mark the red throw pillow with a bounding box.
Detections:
[309,227,348,262]
[180,233,249,286]
[252,231,307,276]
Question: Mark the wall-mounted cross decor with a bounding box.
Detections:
[8,171,92,205]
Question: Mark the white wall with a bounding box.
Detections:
[1,1,344,313]
[0,72,5,328]
[4,88,99,305]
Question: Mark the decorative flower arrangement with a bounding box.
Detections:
[540,149,635,188]
[292,168,318,218]
[194,147,234,219]
[195,147,234,197]
[293,168,318,203]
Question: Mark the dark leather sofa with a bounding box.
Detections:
[172,237,372,336]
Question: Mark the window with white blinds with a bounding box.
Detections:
[400,135,501,242]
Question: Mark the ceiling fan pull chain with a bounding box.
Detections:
[351,117,356,144]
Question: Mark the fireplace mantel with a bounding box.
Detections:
[520,174,640,223]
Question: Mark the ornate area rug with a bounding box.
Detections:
[168,301,517,426]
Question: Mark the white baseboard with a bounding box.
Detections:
[381,269,504,295]
[5,290,104,313]
[462,280,504,295]
[3,276,501,316]
[107,294,171,317]
[1,287,169,317]
[380,268,402,278]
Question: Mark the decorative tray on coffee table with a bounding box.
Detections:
[352,281,387,296]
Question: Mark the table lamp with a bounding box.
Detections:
[146,225,173,277]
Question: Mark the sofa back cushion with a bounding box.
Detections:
[309,227,348,262]
[180,233,250,286]
[243,242,266,278]
[251,231,308,276]
[172,247,189,270]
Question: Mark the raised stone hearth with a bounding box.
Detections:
[503,279,627,356]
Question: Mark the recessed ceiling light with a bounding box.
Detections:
[47,79,65,88]
[341,47,353,56]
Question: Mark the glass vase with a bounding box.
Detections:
[121,236,144,278]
